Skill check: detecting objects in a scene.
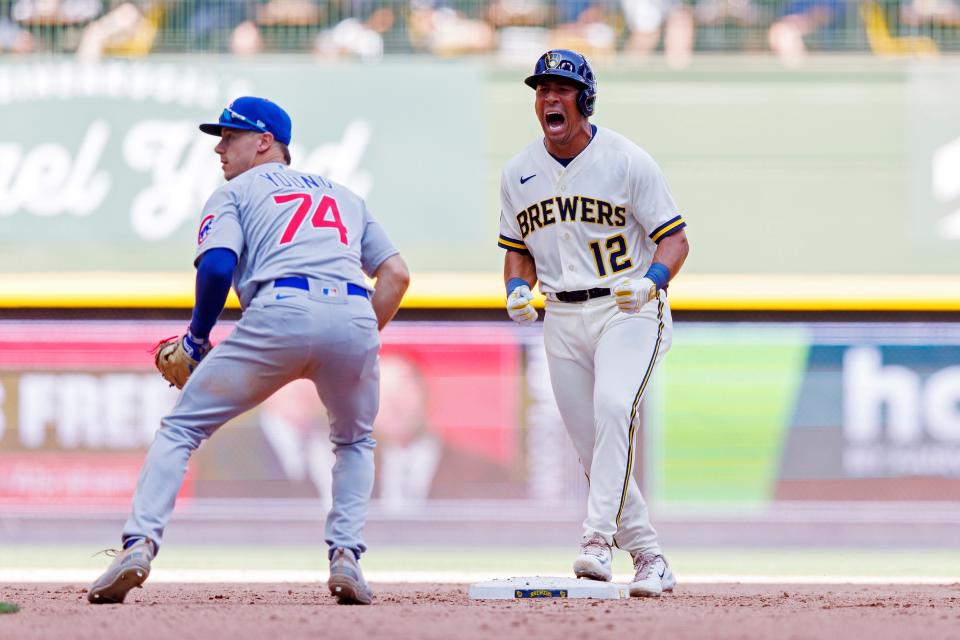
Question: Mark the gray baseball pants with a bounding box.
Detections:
[121,282,381,556]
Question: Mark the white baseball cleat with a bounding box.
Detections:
[629,552,676,597]
[573,533,613,582]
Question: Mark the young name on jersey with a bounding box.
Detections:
[259,171,332,191]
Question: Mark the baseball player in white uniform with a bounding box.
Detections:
[88,97,410,606]
[499,50,689,597]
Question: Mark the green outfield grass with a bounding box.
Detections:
[1,546,958,578]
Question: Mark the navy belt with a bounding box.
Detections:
[553,287,611,303]
[274,277,368,299]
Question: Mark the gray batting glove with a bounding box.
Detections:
[506,285,538,325]
[613,278,657,314]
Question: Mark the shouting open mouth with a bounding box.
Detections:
[545,110,566,133]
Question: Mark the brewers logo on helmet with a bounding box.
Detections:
[524,49,597,117]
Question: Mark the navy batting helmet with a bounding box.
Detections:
[524,49,597,117]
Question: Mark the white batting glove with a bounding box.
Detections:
[506,285,538,325]
[613,278,657,314]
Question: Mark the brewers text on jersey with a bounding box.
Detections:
[511,195,627,238]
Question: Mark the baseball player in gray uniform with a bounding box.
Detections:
[499,50,689,597]
[88,97,409,606]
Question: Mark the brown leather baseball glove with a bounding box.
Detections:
[152,333,211,389]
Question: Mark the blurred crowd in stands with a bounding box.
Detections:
[1,0,958,65]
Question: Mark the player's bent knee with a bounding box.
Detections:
[158,417,215,450]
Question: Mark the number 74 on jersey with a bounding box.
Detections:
[274,192,348,246]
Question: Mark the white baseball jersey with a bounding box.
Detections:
[497,123,687,558]
[497,126,684,293]
[195,162,397,309]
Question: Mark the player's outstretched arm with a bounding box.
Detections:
[370,254,410,331]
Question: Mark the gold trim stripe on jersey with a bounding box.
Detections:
[615,296,665,528]
[498,234,529,253]
[649,215,686,243]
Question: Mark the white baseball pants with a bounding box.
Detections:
[543,290,672,554]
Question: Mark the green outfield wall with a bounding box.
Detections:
[1,58,958,307]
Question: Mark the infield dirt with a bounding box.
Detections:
[2,582,959,640]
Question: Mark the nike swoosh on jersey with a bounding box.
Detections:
[520,174,536,184]
[276,294,296,300]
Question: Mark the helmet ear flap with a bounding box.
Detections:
[578,90,596,117]
[576,54,596,117]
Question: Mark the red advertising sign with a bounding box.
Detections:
[0,321,527,507]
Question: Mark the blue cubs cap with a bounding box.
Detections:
[199,96,292,145]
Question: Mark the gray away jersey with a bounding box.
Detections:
[195,162,398,308]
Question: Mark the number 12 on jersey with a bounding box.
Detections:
[274,192,348,245]
[589,234,632,277]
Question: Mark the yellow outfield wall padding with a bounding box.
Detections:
[1,272,959,311]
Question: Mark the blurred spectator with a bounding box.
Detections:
[76,0,158,60]
[19,0,958,57]
[0,17,34,52]
[185,0,252,51]
[554,0,593,22]
[314,5,395,60]
[255,0,320,25]
[408,0,495,56]
[695,0,764,25]
[230,18,262,54]
[621,0,694,67]
[900,0,960,26]
[488,0,551,27]
[548,0,617,57]
[768,0,844,65]
[487,0,551,60]
[182,0,319,55]
[12,0,101,25]
[694,0,768,51]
